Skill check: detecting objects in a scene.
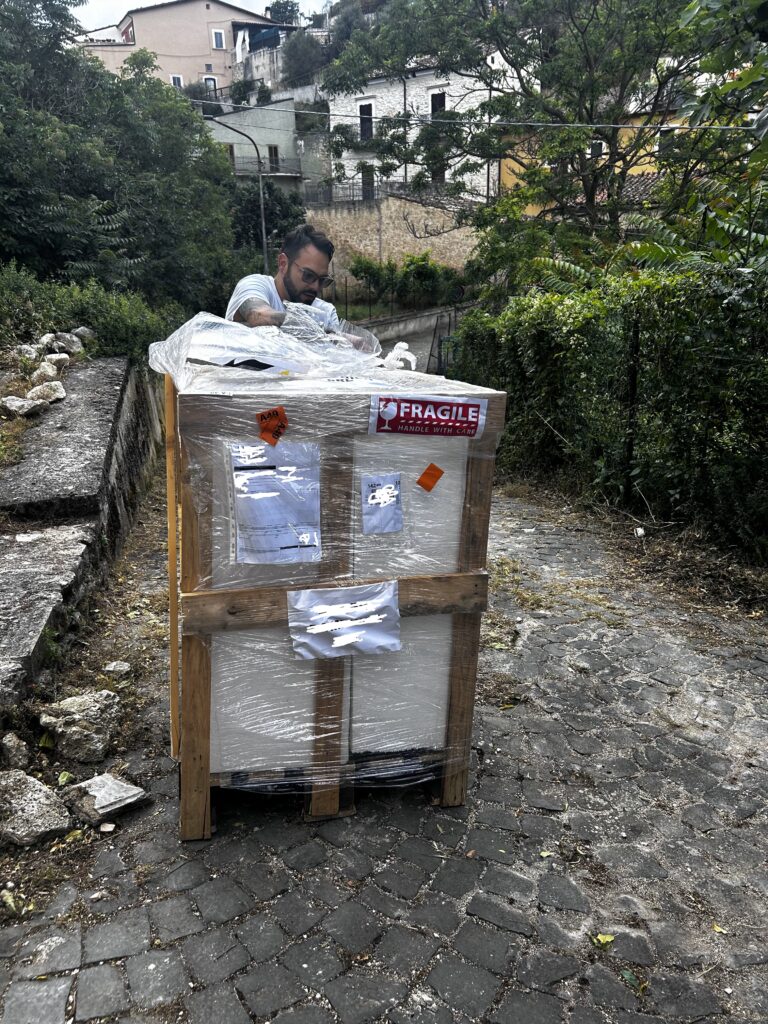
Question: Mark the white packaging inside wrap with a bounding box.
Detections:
[229,440,321,564]
[287,581,401,660]
[210,628,351,773]
[361,473,403,535]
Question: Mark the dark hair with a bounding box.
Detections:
[281,223,334,262]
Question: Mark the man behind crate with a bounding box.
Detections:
[225,223,341,332]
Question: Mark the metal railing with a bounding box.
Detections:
[234,156,302,176]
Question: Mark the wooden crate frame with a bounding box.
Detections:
[165,377,506,840]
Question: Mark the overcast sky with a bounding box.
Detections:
[70,0,320,32]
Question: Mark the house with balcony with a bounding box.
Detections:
[205,103,303,193]
[78,0,285,95]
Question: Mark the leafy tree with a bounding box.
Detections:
[232,179,306,255]
[182,80,224,116]
[324,0,743,228]
[269,0,300,24]
[326,0,366,61]
[0,1,237,313]
[281,29,326,86]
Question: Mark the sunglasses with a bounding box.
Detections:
[294,264,334,289]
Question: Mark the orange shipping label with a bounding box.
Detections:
[257,405,288,445]
[416,463,444,492]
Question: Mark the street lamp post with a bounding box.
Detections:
[205,115,269,273]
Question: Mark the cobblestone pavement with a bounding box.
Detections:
[2,489,767,1024]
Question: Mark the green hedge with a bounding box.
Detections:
[452,269,768,559]
[348,252,466,308]
[0,262,184,359]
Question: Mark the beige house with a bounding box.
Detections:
[79,0,278,93]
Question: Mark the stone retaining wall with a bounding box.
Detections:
[0,361,163,711]
[306,195,478,278]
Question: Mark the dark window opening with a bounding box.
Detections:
[658,127,676,154]
[430,92,446,118]
[590,140,603,159]
[361,166,375,200]
[268,145,280,172]
[359,103,373,142]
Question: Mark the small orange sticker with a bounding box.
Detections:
[416,463,444,491]
[257,405,288,446]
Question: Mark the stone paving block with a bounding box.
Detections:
[236,962,305,1016]
[130,833,181,865]
[430,857,483,898]
[185,983,252,1024]
[303,871,354,908]
[570,1008,607,1024]
[235,860,291,900]
[522,781,568,811]
[488,987,566,1023]
[519,814,563,841]
[182,926,251,984]
[83,907,150,963]
[467,893,534,936]
[191,876,254,923]
[83,873,140,916]
[235,913,288,961]
[0,924,24,959]
[483,865,536,902]
[538,873,591,914]
[407,895,461,935]
[585,964,638,1010]
[464,827,518,864]
[421,815,468,847]
[270,890,327,936]
[321,899,384,953]
[398,836,453,870]
[351,882,406,922]
[646,972,722,1017]
[272,1006,337,1024]
[614,1013,665,1024]
[595,846,668,879]
[388,1003,454,1024]
[475,805,524,832]
[283,840,328,872]
[160,859,211,892]
[90,847,128,879]
[534,916,584,951]
[606,929,654,966]
[372,924,442,976]
[1,976,73,1024]
[427,955,501,1019]
[125,948,190,1008]
[453,920,517,974]
[325,971,407,1024]
[375,862,428,900]
[281,934,344,986]
[327,846,374,881]
[149,894,204,941]
[75,964,129,1020]
[516,949,580,993]
[14,924,81,979]
[255,821,308,852]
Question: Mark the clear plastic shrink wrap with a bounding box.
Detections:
[152,313,505,792]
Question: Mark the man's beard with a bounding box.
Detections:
[283,266,316,305]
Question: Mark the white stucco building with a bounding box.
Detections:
[328,65,500,203]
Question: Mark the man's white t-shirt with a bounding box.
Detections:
[225,274,341,331]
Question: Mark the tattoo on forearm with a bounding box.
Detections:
[234,299,286,328]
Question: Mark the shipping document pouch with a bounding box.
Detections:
[229,440,321,565]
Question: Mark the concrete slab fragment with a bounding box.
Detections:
[0,358,128,517]
[63,773,149,823]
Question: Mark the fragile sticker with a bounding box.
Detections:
[416,463,444,492]
[257,405,288,445]
[369,394,487,438]
[361,473,403,535]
